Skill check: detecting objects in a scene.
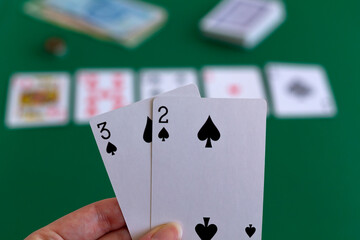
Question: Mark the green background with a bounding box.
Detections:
[1,0,359,239]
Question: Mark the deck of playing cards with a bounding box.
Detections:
[24,0,167,48]
[90,84,267,240]
[200,0,285,49]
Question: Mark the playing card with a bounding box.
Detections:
[90,84,200,240]
[152,97,267,240]
[140,68,198,99]
[25,0,167,48]
[74,69,135,124]
[200,0,285,48]
[24,0,112,40]
[45,0,166,38]
[203,66,267,99]
[266,63,337,118]
[6,72,70,128]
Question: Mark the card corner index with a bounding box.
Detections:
[89,113,107,133]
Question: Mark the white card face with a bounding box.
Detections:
[75,69,135,124]
[6,72,70,128]
[152,97,267,240]
[203,66,266,100]
[266,63,337,118]
[140,68,198,99]
[90,85,200,240]
[200,0,285,47]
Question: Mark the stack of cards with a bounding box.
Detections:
[24,0,167,48]
[90,84,267,240]
[200,0,285,49]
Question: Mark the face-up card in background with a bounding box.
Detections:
[266,63,337,118]
[140,68,198,99]
[152,97,267,240]
[90,85,200,240]
[75,69,134,124]
[203,66,266,100]
[6,72,70,128]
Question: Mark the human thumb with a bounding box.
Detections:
[140,222,182,240]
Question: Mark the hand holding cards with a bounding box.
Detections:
[90,84,267,240]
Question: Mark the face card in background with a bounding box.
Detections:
[152,97,267,240]
[203,66,267,100]
[6,72,70,128]
[266,63,337,118]
[75,69,134,124]
[90,85,200,240]
[140,68,198,99]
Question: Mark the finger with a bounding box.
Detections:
[97,227,131,240]
[139,223,182,240]
[25,198,126,240]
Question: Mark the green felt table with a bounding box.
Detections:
[1,0,360,239]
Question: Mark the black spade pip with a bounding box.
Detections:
[158,127,169,141]
[143,117,152,143]
[197,116,220,148]
[106,142,117,156]
[245,224,256,238]
[195,217,217,240]
[288,80,312,98]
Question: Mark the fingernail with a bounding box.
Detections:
[151,222,182,240]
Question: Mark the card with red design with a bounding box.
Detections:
[6,72,70,128]
[202,66,267,100]
[74,69,135,124]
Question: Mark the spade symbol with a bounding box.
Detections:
[158,127,169,142]
[143,117,152,143]
[195,217,217,240]
[288,80,312,98]
[106,142,117,156]
[245,224,256,238]
[197,116,220,148]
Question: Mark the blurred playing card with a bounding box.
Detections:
[140,68,198,99]
[203,66,267,99]
[24,0,167,48]
[266,63,337,118]
[200,0,285,49]
[74,69,135,124]
[6,72,70,128]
